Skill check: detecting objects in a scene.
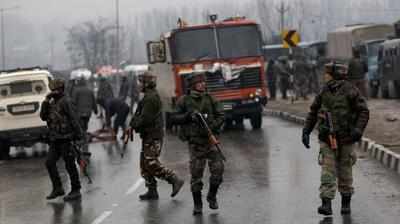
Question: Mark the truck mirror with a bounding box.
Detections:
[147,41,166,64]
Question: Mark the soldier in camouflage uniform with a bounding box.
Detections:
[302,62,369,215]
[171,73,225,215]
[40,79,84,201]
[129,72,184,200]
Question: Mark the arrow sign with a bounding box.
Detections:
[282,30,300,48]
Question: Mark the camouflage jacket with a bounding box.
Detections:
[40,94,83,141]
[130,88,163,139]
[303,80,369,144]
[173,90,224,145]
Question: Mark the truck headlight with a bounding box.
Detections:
[249,93,255,98]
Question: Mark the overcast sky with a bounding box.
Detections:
[4,0,252,27]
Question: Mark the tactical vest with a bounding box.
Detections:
[48,98,74,138]
[179,93,216,143]
[317,84,357,141]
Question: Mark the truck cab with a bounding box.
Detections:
[147,16,268,129]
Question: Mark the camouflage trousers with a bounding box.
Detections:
[189,143,224,193]
[140,138,175,188]
[319,142,357,199]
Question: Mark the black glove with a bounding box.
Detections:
[302,129,310,149]
[185,111,199,123]
[45,91,59,100]
[351,128,363,142]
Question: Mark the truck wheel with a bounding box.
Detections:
[0,141,11,160]
[234,117,244,126]
[250,112,262,130]
[382,87,389,99]
[394,81,400,98]
[369,82,379,98]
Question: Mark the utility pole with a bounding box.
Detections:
[115,0,120,71]
[276,1,290,34]
[0,6,19,70]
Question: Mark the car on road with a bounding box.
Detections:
[0,67,52,160]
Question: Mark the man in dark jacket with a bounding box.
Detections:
[348,48,368,98]
[129,72,184,201]
[104,98,130,137]
[171,73,225,215]
[72,78,98,152]
[118,75,130,101]
[302,62,369,216]
[40,79,84,201]
[97,76,114,117]
[266,60,277,100]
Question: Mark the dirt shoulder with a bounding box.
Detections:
[267,98,400,154]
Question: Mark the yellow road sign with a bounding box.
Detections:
[282,30,300,48]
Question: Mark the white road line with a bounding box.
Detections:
[91,211,112,224]
[125,178,144,195]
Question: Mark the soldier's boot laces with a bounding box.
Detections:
[139,187,159,200]
[318,198,332,216]
[168,175,184,197]
[63,190,81,201]
[46,188,65,200]
[192,192,203,215]
[207,185,219,210]
[340,193,352,215]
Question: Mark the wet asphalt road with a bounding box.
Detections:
[1,116,400,224]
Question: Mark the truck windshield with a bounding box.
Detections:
[172,28,217,63]
[218,25,262,58]
[171,25,262,63]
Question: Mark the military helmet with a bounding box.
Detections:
[49,79,65,91]
[188,73,206,87]
[325,62,348,80]
[138,72,157,88]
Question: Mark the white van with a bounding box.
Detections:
[0,67,53,159]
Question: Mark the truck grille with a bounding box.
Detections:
[182,67,263,93]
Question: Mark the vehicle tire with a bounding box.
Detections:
[250,112,262,130]
[224,118,233,129]
[234,117,244,126]
[393,81,400,98]
[369,82,379,98]
[381,83,389,99]
[0,141,11,160]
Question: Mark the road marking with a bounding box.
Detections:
[125,178,144,195]
[91,211,112,224]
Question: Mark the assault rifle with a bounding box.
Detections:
[194,112,226,161]
[121,128,134,158]
[319,112,338,151]
[72,142,93,184]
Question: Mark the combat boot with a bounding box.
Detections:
[46,188,65,200]
[167,175,184,197]
[63,189,81,201]
[139,187,159,200]
[192,191,203,215]
[207,185,219,210]
[340,193,352,215]
[318,198,332,216]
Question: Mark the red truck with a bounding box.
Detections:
[147,15,268,129]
